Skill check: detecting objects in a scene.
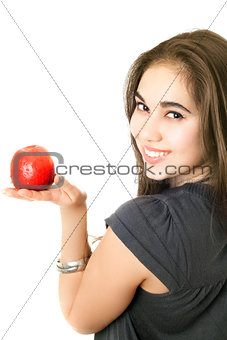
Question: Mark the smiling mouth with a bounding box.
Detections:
[141,146,171,165]
[144,149,169,158]
[142,145,171,157]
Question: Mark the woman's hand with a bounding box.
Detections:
[1,175,87,208]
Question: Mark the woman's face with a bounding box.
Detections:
[130,63,207,188]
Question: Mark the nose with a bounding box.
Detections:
[138,112,162,143]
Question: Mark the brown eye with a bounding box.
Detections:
[166,111,184,119]
[135,102,149,112]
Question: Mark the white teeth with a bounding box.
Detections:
[144,148,168,158]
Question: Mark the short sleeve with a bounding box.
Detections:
[104,197,189,292]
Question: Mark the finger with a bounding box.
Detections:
[53,175,73,194]
[61,179,82,201]
[54,174,61,185]
[60,176,84,195]
[1,188,34,201]
[17,188,54,201]
[12,195,34,202]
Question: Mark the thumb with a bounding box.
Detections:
[55,175,87,204]
[54,174,65,188]
[54,174,60,185]
[54,174,74,192]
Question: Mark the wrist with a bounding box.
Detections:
[60,201,87,220]
[60,199,87,212]
[60,201,89,262]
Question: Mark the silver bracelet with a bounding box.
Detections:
[57,251,92,274]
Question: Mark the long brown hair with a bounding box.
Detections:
[89,29,227,245]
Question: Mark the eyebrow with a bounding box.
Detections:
[135,91,191,114]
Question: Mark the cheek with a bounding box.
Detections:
[129,112,147,139]
[168,129,193,149]
[167,122,201,149]
[129,114,138,138]
[170,123,203,161]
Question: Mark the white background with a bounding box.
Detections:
[0,1,226,339]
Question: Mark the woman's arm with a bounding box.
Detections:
[58,202,92,321]
[1,176,150,334]
[1,174,92,322]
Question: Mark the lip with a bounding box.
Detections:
[143,145,171,153]
[141,145,171,165]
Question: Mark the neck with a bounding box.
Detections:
[169,171,210,188]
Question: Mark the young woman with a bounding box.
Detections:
[2,29,227,339]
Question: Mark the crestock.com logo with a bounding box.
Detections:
[55,162,212,177]
[12,151,212,190]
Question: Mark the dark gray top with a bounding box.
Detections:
[94,180,227,339]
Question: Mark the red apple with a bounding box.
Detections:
[10,145,55,190]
